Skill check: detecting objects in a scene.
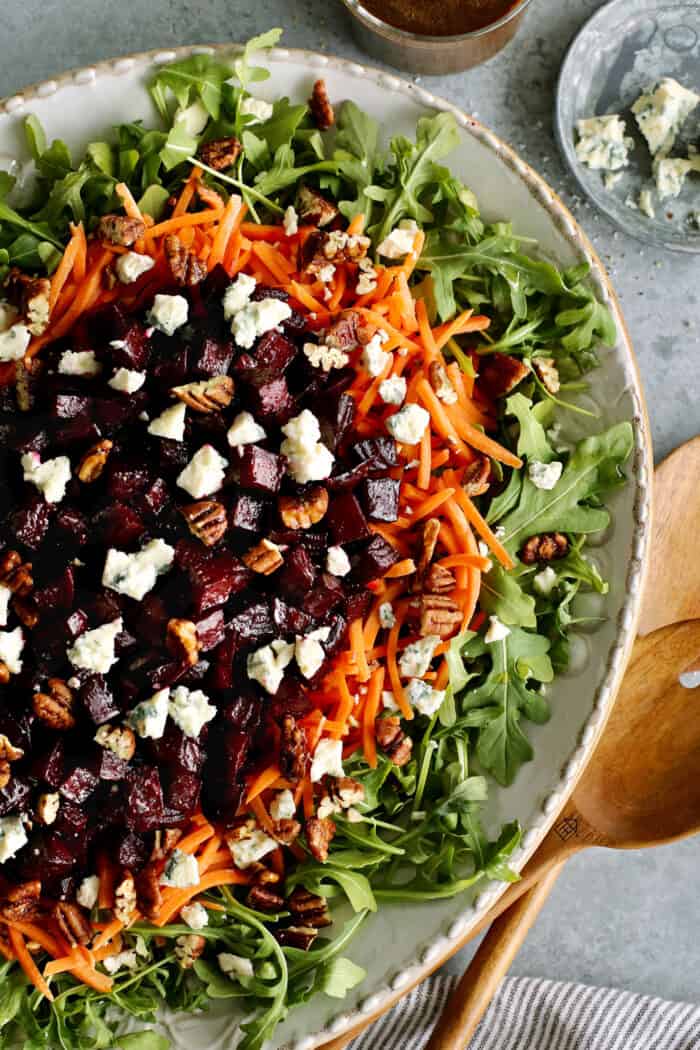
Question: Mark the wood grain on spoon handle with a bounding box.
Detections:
[424,863,567,1050]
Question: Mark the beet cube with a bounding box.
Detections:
[116,831,150,871]
[354,534,401,584]
[222,691,260,732]
[147,656,190,692]
[97,749,129,781]
[60,765,99,804]
[150,347,189,391]
[229,492,268,533]
[191,333,235,377]
[126,766,165,833]
[54,506,89,549]
[361,477,400,522]
[247,377,295,424]
[255,330,297,374]
[272,597,312,637]
[190,551,247,614]
[239,445,285,494]
[94,304,151,371]
[65,609,89,640]
[53,799,89,841]
[80,675,121,725]
[0,708,34,754]
[164,771,201,819]
[333,392,356,449]
[326,461,372,493]
[323,613,348,656]
[23,834,75,884]
[31,740,65,789]
[0,777,32,816]
[33,566,75,613]
[209,631,237,691]
[279,546,316,600]
[96,503,146,548]
[229,600,274,645]
[151,724,205,774]
[326,492,370,544]
[345,586,373,623]
[305,572,345,619]
[106,463,152,502]
[195,608,226,651]
[352,436,399,469]
[9,495,50,551]
[53,417,101,447]
[50,393,92,420]
[135,477,170,517]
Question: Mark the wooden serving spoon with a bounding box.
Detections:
[320,436,700,1050]
[424,435,700,1050]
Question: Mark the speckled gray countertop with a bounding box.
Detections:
[2,0,698,1008]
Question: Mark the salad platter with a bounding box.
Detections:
[0,33,651,1050]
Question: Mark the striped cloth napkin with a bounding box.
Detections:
[348,975,700,1049]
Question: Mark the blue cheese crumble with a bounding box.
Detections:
[575,115,633,171]
[160,849,200,888]
[632,77,700,157]
[102,538,175,601]
[399,635,440,678]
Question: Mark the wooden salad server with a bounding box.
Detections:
[321,436,700,1050]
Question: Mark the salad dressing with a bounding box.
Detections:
[360,0,521,37]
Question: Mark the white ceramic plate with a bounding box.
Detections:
[0,45,652,1050]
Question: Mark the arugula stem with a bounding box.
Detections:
[186,158,284,214]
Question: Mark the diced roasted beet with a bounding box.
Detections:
[221,691,260,731]
[106,462,153,502]
[189,551,248,615]
[92,304,151,371]
[352,436,399,470]
[53,417,102,448]
[21,833,75,885]
[360,477,400,522]
[345,586,373,623]
[96,749,130,781]
[53,799,89,841]
[278,545,316,600]
[272,597,312,636]
[190,333,235,377]
[126,766,165,833]
[0,707,34,754]
[354,534,401,584]
[50,392,92,420]
[246,376,295,424]
[157,439,191,475]
[326,461,372,492]
[333,392,356,449]
[151,724,204,774]
[304,572,345,619]
[31,740,65,789]
[222,729,250,780]
[268,675,312,720]
[195,608,226,651]
[0,777,32,816]
[65,609,89,640]
[255,330,297,374]
[95,503,146,548]
[8,495,51,551]
[6,417,50,455]
[96,393,149,434]
[209,630,237,691]
[80,675,121,725]
[81,589,123,628]
[147,656,190,692]
[33,566,75,613]
[59,765,99,805]
[229,492,268,533]
[134,477,170,517]
[323,612,348,656]
[164,770,201,819]
[239,445,285,495]
[229,600,274,645]
[326,492,370,544]
[116,831,150,872]
[54,506,89,549]
[150,347,189,392]
[178,658,210,688]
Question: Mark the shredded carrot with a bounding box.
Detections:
[176,823,216,856]
[328,265,347,310]
[449,481,514,570]
[249,796,275,835]
[349,617,370,683]
[209,195,245,270]
[115,182,144,221]
[92,917,129,951]
[146,208,225,240]
[444,402,522,468]
[386,609,412,720]
[437,553,491,571]
[27,249,113,357]
[252,240,294,283]
[49,228,81,312]
[246,763,282,803]
[362,666,385,768]
[433,310,490,350]
[331,671,356,738]
[8,928,54,1001]
[347,213,366,236]
[155,870,249,927]
[384,558,417,578]
[417,427,432,490]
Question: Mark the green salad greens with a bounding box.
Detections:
[0,28,633,1050]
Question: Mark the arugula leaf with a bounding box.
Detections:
[24,114,47,162]
[159,122,199,172]
[232,28,283,92]
[118,1032,170,1050]
[480,562,537,628]
[149,54,232,121]
[286,864,377,913]
[486,468,522,524]
[86,141,115,175]
[499,421,633,553]
[506,392,555,462]
[335,101,381,221]
[137,185,170,221]
[318,957,367,999]
[0,198,63,249]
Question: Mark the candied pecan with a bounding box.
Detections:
[242,538,284,575]
[37,791,60,826]
[135,864,162,920]
[164,234,208,287]
[175,933,206,969]
[1,881,42,922]
[247,884,285,913]
[279,715,308,781]
[302,230,370,273]
[376,716,413,767]
[419,594,462,639]
[5,269,51,336]
[250,865,281,885]
[12,597,38,628]
[97,214,146,247]
[172,375,235,412]
[520,532,569,565]
[196,183,226,210]
[309,78,335,130]
[276,925,318,950]
[53,901,92,946]
[0,550,33,596]
[296,185,340,228]
[14,360,32,412]
[76,439,113,483]
[316,776,365,820]
[462,455,491,498]
[0,733,24,791]
[533,356,560,395]
[424,563,456,595]
[114,873,137,925]
[181,500,228,547]
[324,311,360,351]
[95,724,136,761]
[305,816,336,862]
[0,664,9,686]
[33,679,75,730]
[415,517,441,582]
[166,618,201,667]
[151,829,182,862]
[278,486,329,530]
[197,136,242,171]
[287,886,332,928]
[429,360,458,404]
[478,353,530,400]
[270,818,302,845]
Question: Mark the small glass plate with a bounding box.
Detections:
[555,0,700,253]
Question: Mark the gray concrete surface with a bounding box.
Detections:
[1,0,698,1006]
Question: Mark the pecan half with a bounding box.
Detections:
[164,234,208,287]
[276,925,318,950]
[424,563,456,595]
[95,724,136,761]
[309,78,335,130]
[181,500,228,547]
[278,486,328,529]
[37,791,60,826]
[5,270,51,336]
[12,597,38,628]
[54,901,92,946]
[279,715,308,781]
[533,356,560,394]
[520,532,569,565]
[97,214,146,247]
[171,375,235,412]
[415,517,441,582]
[33,679,75,730]
[114,873,137,925]
[0,733,24,790]
[247,884,285,913]
[419,594,462,639]
[316,776,365,820]
[197,136,242,171]
[14,360,32,412]
[376,717,413,767]
[1,881,41,922]
[296,185,339,228]
[242,538,284,575]
[325,310,361,351]
[301,230,370,273]
[429,360,458,404]
[462,454,491,497]
[151,828,183,862]
[287,886,332,928]
[305,817,336,863]
[478,353,530,400]
[76,439,113,483]
[175,933,206,969]
[135,863,162,920]
[166,618,201,666]
[0,550,33,596]
[270,818,302,845]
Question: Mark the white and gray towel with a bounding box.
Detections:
[348,975,700,1049]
